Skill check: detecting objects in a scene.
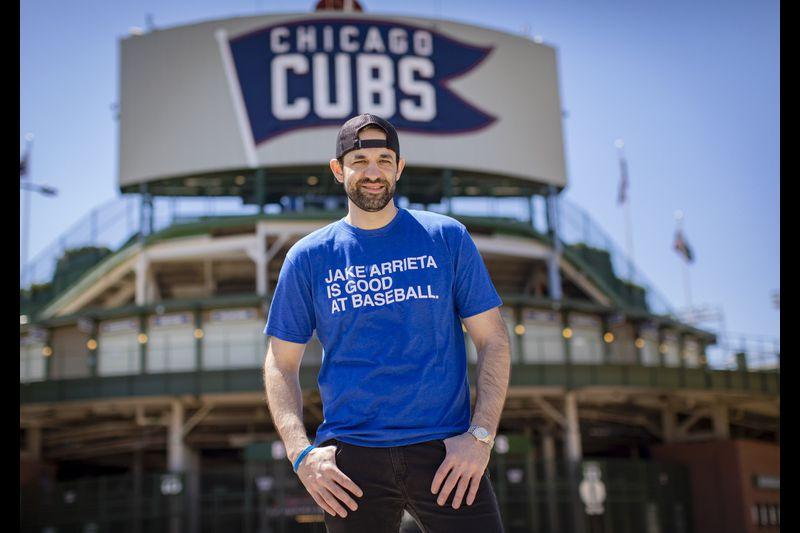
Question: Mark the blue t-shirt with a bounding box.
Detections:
[264,207,502,447]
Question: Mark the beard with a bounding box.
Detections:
[344,174,397,212]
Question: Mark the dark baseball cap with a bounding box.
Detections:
[335,114,400,160]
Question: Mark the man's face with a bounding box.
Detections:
[331,128,405,213]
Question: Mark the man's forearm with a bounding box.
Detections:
[470,338,511,437]
[264,362,312,464]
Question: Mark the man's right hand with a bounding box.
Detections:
[295,444,364,518]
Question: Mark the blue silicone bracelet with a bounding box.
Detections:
[293,445,315,472]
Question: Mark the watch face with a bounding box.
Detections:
[474,427,489,440]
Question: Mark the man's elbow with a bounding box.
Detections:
[476,329,511,358]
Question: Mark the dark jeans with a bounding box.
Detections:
[319,438,504,533]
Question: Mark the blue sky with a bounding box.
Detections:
[20,0,779,341]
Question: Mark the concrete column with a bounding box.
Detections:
[146,267,159,302]
[135,253,149,306]
[545,185,563,302]
[167,401,187,533]
[712,402,730,440]
[563,391,586,533]
[541,429,560,533]
[168,400,186,472]
[564,392,582,462]
[264,233,291,299]
[661,403,677,443]
[255,226,268,298]
[256,257,267,297]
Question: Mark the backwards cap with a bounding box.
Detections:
[335,114,400,160]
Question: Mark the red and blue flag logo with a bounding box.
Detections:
[225,18,496,144]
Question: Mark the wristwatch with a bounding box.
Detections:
[468,424,494,448]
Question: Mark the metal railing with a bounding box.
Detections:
[19,190,779,375]
[20,195,266,289]
[706,332,780,370]
[21,192,673,308]
[21,195,142,289]
[558,197,676,317]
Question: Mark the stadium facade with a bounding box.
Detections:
[20,4,779,533]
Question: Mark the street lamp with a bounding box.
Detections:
[20,133,58,288]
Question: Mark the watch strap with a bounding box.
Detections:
[468,424,495,446]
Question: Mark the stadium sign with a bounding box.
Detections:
[225,19,495,143]
[119,12,567,187]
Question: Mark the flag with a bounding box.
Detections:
[617,156,628,205]
[20,137,31,177]
[673,229,694,263]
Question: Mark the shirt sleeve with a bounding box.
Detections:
[264,255,316,343]
[453,224,503,319]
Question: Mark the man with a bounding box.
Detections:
[263,113,510,533]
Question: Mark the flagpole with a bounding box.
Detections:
[20,134,57,292]
[615,139,634,280]
[22,182,31,288]
[20,134,33,288]
[682,259,692,312]
[674,210,692,315]
[624,183,634,280]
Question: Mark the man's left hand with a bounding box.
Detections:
[431,432,492,509]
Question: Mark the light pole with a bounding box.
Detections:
[20,133,58,289]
